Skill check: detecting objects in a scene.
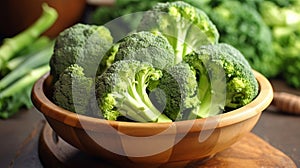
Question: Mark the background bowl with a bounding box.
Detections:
[31,71,273,167]
[0,0,86,38]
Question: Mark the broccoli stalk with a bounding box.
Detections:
[0,65,50,119]
[0,42,54,89]
[96,60,172,122]
[2,36,51,73]
[0,3,58,71]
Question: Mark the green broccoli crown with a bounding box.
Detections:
[152,1,219,43]
[114,31,175,69]
[184,43,259,113]
[151,62,200,121]
[50,23,113,81]
[138,1,219,64]
[95,60,172,122]
[52,64,94,115]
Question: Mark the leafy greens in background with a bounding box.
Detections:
[0,3,57,119]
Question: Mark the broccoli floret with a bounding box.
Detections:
[50,23,113,81]
[150,62,200,121]
[138,1,219,64]
[184,43,258,117]
[52,64,94,116]
[113,31,175,69]
[95,60,172,122]
[97,31,175,77]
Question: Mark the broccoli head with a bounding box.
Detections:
[184,43,259,117]
[138,1,219,64]
[52,64,94,115]
[95,60,172,122]
[150,62,200,121]
[113,31,175,69]
[50,23,113,81]
[97,31,175,75]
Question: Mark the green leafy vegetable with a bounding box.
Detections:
[0,65,50,118]
[259,0,300,88]
[0,3,57,119]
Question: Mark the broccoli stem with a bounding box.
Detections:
[114,76,171,123]
[119,103,148,122]
[135,69,172,122]
[120,89,162,122]
[190,66,212,118]
[0,65,50,98]
[0,42,54,89]
[0,3,58,70]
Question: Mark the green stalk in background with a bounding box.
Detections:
[0,65,50,119]
[5,36,51,71]
[0,41,54,90]
[0,3,58,71]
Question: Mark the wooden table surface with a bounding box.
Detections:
[0,79,299,168]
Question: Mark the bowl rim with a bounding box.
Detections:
[31,70,273,132]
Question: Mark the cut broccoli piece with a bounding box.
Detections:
[138,1,219,64]
[150,62,200,121]
[184,43,258,117]
[95,60,172,122]
[50,23,113,81]
[52,64,94,116]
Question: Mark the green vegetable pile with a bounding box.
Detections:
[0,4,58,119]
[258,0,300,88]
[51,1,258,123]
[89,0,300,89]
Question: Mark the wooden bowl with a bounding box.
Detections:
[31,71,273,167]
